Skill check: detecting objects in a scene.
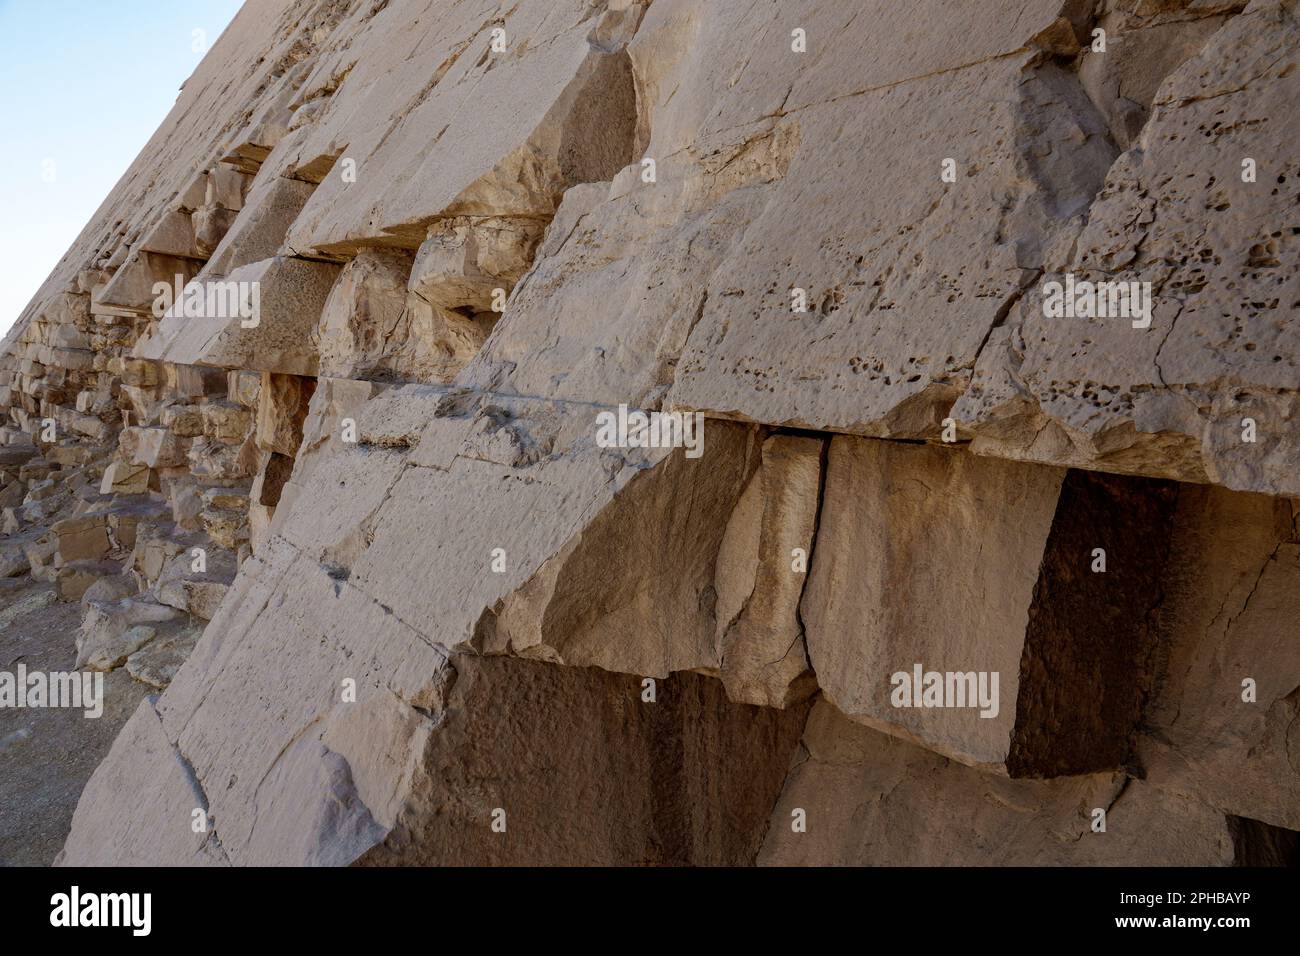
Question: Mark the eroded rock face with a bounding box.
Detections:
[363,657,810,867]
[759,700,1269,867]
[3,0,1298,867]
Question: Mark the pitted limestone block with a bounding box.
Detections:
[954,3,1300,495]
[1077,5,1234,149]
[802,437,1178,775]
[598,0,1107,434]
[135,256,338,376]
[204,175,316,276]
[759,700,1264,867]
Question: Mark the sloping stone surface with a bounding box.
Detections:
[1,0,1296,868]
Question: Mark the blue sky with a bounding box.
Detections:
[0,0,244,334]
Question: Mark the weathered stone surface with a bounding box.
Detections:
[760,700,1259,866]
[715,433,822,707]
[953,2,1300,494]
[3,0,1296,871]
[1138,484,1300,830]
[56,699,226,866]
[204,175,315,276]
[99,461,150,495]
[135,256,339,376]
[125,623,203,689]
[362,657,810,866]
[77,599,183,671]
[314,249,413,380]
[201,401,253,443]
[255,373,313,456]
[122,425,187,469]
[803,436,1182,775]
[50,514,111,564]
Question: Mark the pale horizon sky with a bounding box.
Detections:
[0,0,245,335]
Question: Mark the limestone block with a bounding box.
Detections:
[122,426,187,469]
[56,699,226,866]
[760,700,1260,867]
[715,433,822,707]
[802,436,1180,775]
[99,461,150,495]
[77,598,184,671]
[160,404,205,438]
[255,373,313,456]
[95,250,200,318]
[51,514,111,564]
[205,167,249,211]
[126,624,203,689]
[135,256,339,376]
[138,209,203,260]
[227,370,260,407]
[201,400,253,443]
[1136,485,1300,830]
[205,176,316,276]
[314,249,413,380]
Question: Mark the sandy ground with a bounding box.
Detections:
[0,576,149,866]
